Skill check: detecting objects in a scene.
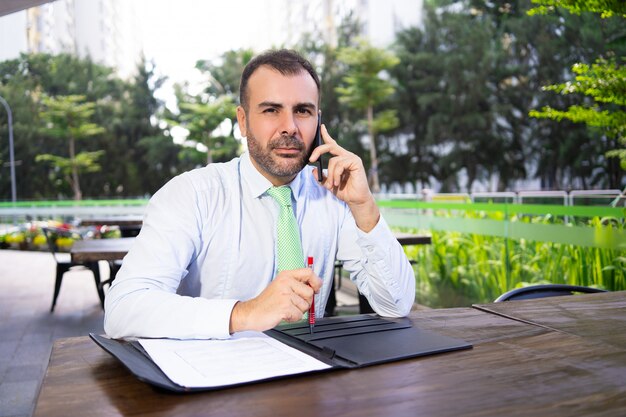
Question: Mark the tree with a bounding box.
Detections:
[336,39,400,193]
[97,57,183,196]
[171,94,238,165]
[528,0,626,176]
[166,50,250,167]
[461,0,623,190]
[0,53,184,199]
[527,0,626,18]
[296,12,366,170]
[196,49,254,98]
[37,94,105,200]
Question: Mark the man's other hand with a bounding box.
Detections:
[229,268,322,333]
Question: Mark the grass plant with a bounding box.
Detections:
[400,212,626,308]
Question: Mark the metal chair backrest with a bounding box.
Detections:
[41,227,81,264]
[495,284,607,302]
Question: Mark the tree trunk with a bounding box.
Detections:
[206,138,213,165]
[366,105,380,193]
[69,137,82,200]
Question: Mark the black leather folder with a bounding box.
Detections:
[90,314,472,392]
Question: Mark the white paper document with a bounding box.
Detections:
[138,331,331,388]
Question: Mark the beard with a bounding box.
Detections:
[246,125,311,180]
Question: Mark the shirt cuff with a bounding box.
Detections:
[355,215,395,255]
[192,298,239,339]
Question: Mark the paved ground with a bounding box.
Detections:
[0,250,109,417]
[0,249,362,417]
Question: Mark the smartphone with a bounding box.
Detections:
[314,112,324,182]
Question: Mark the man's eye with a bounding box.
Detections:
[296,108,313,115]
[263,108,277,113]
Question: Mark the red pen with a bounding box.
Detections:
[307,256,315,335]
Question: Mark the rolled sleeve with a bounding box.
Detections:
[341,214,416,317]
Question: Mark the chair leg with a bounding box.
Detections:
[100,261,121,289]
[51,264,70,312]
[325,276,336,317]
[87,262,105,309]
[358,293,375,314]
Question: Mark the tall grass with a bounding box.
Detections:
[400,214,626,308]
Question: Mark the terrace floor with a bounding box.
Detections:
[0,249,363,417]
[0,250,108,417]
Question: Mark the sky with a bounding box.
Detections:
[136,0,267,107]
[135,0,275,144]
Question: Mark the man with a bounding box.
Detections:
[104,49,414,339]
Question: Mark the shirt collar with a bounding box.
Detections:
[241,152,306,200]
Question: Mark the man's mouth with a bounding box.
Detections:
[273,147,302,156]
[270,135,305,157]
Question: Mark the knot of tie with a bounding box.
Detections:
[267,186,293,207]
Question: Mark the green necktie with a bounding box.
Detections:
[267,186,304,272]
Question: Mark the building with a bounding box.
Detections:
[248,0,423,51]
[0,0,142,79]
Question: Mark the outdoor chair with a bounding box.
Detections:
[102,260,123,289]
[494,284,607,302]
[42,227,104,312]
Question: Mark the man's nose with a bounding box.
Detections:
[279,112,298,136]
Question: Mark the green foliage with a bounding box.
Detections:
[167,50,246,166]
[528,0,626,175]
[170,93,238,165]
[295,12,367,165]
[402,213,626,308]
[528,0,626,18]
[391,5,503,191]
[38,94,105,200]
[336,39,399,111]
[35,151,105,173]
[0,53,186,200]
[372,109,399,134]
[530,58,626,142]
[336,38,400,192]
[196,49,255,98]
[39,94,105,139]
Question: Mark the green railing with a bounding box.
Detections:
[379,201,626,250]
[0,199,149,207]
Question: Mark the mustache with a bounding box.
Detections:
[269,135,305,151]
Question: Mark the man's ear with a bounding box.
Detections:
[236,106,247,137]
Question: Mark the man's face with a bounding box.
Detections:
[237,66,319,185]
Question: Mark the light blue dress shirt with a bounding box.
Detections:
[104,152,415,339]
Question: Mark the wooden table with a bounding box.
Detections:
[34,292,626,417]
[70,238,135,263]
[79,216,144,227]
[394,232,431,246]
[474,290,626,348]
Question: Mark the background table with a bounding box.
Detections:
[71,238,135,263]
[34,293,626,417]
[394,232,431,246]
[79,216,144,227]
[71,238,135,288]
[80,216,143,237]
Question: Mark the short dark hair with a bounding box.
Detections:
[239,49,320,111]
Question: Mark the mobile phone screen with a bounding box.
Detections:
[315,112,323,182]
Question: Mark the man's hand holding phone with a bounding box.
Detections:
[308,116,381,233]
